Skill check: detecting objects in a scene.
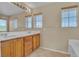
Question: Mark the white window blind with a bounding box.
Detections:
[61,8,77,28]
[25,16,32,29]
[0,19,7,31]
[34,14,42,28]
[12,19,18,29]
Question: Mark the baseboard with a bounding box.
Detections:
[40,47,70,55]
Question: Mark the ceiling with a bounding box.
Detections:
[0,2,25,16]
[0,2,52,16]
[25,2,52,8]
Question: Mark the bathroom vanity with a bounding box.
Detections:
[0,31,40,57]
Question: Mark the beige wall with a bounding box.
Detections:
[9,2,79,52]
[34,2,79,52]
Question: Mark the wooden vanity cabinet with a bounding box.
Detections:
[1,33,40,57]
[13,38,24,57]
[1,40,11,57]
[33,34,40,50]
[24,36,33,56]
[1,38,24,57]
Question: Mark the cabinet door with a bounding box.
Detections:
[10,39,15,57]
[33,34,40,50]
[36,34,40,48]
[14,38,23,57]
[33,36,37,50]
[1,40,11,57]
[24,36,32,56]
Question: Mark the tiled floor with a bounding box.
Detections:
[28,48,70,57]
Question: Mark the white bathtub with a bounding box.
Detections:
[68,40,79,57]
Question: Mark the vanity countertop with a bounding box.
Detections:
[0,31,40,41]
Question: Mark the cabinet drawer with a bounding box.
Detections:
[24,36,32,40]
[25,49,32,56]
[1,40,11,47]
[25,42,32,49]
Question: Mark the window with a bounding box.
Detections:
[34,14,42,28]
[61,8,77,28]
[25,16,32,29]
[0,19,7,31]
[12,19,18,29]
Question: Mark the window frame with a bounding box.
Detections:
[34,14,43,29]
[61,7,77,28]
[25,16,33,29]
[0,19,8,32]
[12,18,18,30]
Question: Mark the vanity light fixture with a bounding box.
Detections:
[12,2,27,10]
[11,2,32,14]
